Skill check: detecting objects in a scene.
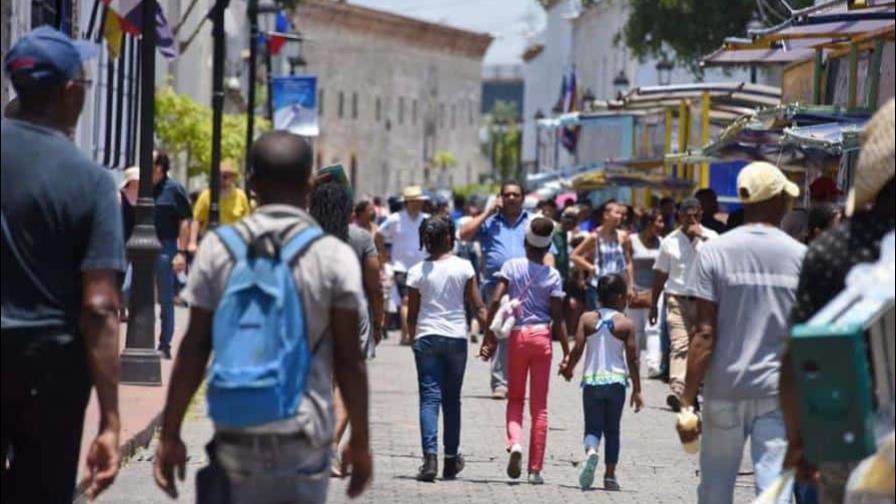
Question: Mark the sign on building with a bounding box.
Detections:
[271,75,319,137]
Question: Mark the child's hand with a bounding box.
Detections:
[479,333,496,360]
[630,391,644,412]
[558,357,573,381]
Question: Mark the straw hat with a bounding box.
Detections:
[220,159,239,176]
[119,166,140,190]
[401,185,428,202]
[846,99,895,216]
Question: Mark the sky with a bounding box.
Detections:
[349,0,546,66]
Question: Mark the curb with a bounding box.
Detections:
[72,411,163,503]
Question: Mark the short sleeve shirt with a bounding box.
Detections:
[653,226,718,296]
[1,119,126,334]
[181,204,366,446]
[407,256,475,339]
[498,257,564,326]
[689,225,806,400]
[153,176,192,241]
[192,187,251,229]
[348,225,378,262]
[378,210,428,272]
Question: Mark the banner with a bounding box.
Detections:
[271,75,318,137]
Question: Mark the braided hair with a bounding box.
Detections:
[309,181,353,242]
[418,215,455,256]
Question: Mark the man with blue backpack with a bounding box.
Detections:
[153,131,372,503]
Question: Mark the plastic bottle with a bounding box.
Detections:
[677,406,700,454]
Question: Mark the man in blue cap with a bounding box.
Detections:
[1,26,125,502]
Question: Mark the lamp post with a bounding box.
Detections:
[656,57,673,86]
[209,0,229,228]
[120,0,162,385]
[534,108,544,173]
[612,70,630,100]
[245,0,260,167]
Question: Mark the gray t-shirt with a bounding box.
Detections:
[181,205,366,446]
[689,224,806,401]
[348,225,378,358]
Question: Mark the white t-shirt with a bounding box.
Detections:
[653,226,719,296]
[379,210,429,272]
[406,255,475,339]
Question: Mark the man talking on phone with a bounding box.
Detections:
[459,181,554,399]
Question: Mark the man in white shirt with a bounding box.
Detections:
[649,197,718,411]
[379,186,430,345]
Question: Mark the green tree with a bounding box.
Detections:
[620,0,812,75]
[154,86,270,177]
[432,149,457,170]
[482,100,521,182]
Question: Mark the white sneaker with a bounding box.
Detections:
[578,449,599,489]
[506,444,523,479]
[528,471,544,485]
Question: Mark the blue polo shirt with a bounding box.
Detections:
[153,176,192,242]
[477,210,556,286]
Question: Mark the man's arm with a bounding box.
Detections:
[331,306,372,498]
[154,307,213,498]
[406,288,421,341]
[649,271,669,325]
[80,269,122,500]
[458,204,496,241]
[549,296,569,356]
[362,256,385,343]
[681,298,718,408]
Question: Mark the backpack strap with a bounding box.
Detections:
[215,225,249,260]
[280,226,324,263]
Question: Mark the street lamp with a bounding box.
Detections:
[534,108,545,172]
[656,57,673,86]
[121,0,162,385]
[612,70,630,100]
[581,88,595,112]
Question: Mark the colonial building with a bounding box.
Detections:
[292,1,492,196]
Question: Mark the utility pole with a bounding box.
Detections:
[120,0,162,385]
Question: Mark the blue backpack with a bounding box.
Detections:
[206,223,323,428]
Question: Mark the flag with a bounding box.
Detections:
[269,10,290,55]
[102,0,177,59]
[560,67,579,154]
[103,8,124,58]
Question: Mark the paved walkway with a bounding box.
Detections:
[96,334,757,503]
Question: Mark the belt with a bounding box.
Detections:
[215,430,308,449]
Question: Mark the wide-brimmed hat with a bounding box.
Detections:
[401,185,428,202]
[846,99,895,216]
[737,161,800,204]
[119,166,139,190]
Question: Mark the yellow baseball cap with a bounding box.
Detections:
[737,161,800,204]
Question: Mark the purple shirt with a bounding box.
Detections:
[498,257,564,326]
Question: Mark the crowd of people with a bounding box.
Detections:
[2,26,894,504]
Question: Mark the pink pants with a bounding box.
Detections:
[505,325,552,472]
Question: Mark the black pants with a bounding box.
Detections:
[1,334,91,504]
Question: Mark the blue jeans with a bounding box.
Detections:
[413,336,468,456]
[698,396,791,504]
[586,284,598,311]
[155,238,178,351]
[582,383,626,464]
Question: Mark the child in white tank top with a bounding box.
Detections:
[560,273,643,492]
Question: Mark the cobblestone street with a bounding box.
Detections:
[97,334,756,504]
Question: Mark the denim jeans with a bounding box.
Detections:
[586,284,598,311]
[482,282,507,392]
[207,434,330,504]
[582,383,626,464]
[155,238,178,351]
[413,335,468,456]
[698,396,791,504]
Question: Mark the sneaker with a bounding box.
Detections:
[442,454,465,480]
[416,454,437,482]
[666,393,681,412]
[578,449,599,490]
[603,476,621,491]
[492,387,508,400]
[506,444,522,479]
[527,472,544,485]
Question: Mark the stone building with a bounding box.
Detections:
[293,1,492,196]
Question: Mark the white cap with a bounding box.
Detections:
[737,161,800,204]
[119,166,139,190]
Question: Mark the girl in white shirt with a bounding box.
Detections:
[407,216,487,482]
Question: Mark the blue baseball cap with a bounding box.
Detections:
[4,26,98,90]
